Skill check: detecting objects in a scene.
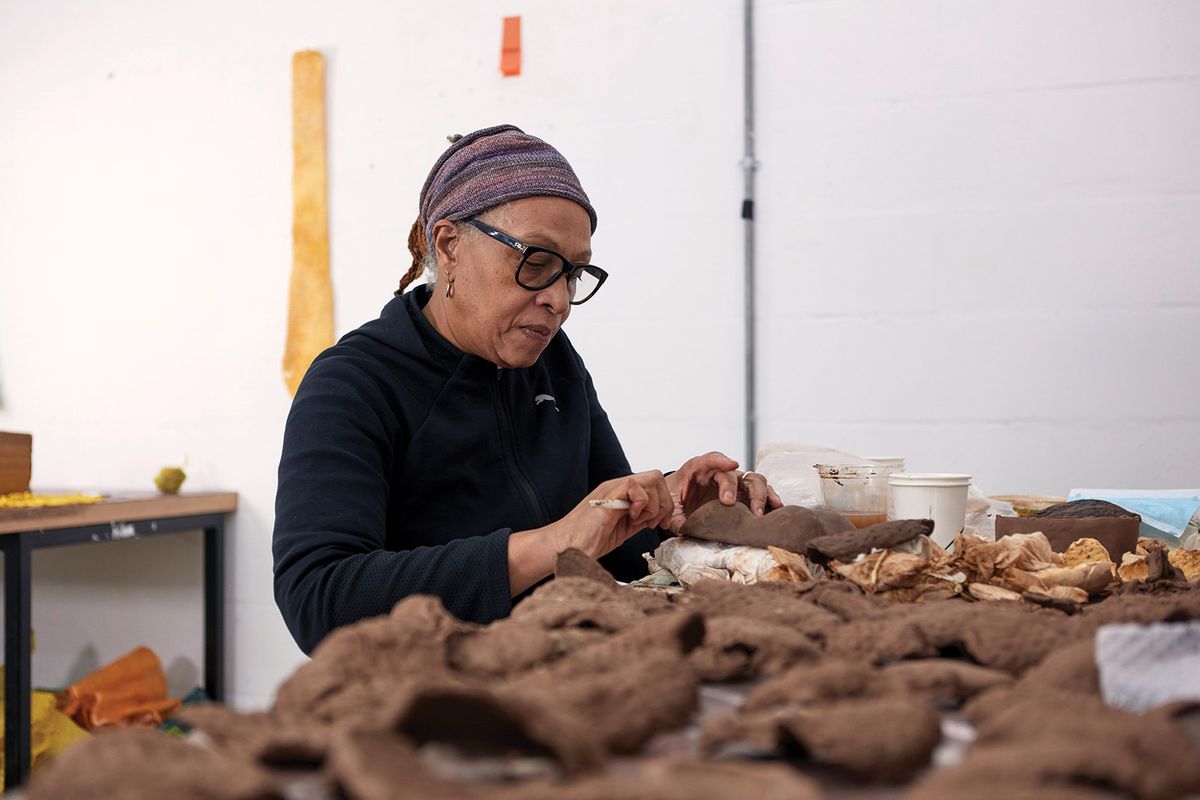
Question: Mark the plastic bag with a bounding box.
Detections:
[754,443,867,508]
[963,485,1016,542]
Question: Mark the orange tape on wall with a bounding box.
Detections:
[501,16,521,77]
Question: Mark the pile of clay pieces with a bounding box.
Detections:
[28,506,1200,800]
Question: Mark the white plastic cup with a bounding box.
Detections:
[888,473,972,547]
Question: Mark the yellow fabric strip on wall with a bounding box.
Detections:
[283,50,334,397]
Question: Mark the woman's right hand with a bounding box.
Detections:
[546,470,678,560]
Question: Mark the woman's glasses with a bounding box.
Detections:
[465,219,608,305]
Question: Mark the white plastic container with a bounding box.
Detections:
[815,463,899,528]
[864,456,906,471]
[888,473,972,547]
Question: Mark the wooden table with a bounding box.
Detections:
[0,491,236,790]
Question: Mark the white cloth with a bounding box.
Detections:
[1095,621,1200,712]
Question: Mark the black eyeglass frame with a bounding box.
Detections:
[465,218,608,305]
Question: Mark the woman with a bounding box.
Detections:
[273,125,781,654]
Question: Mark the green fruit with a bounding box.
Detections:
[154,466,187,495]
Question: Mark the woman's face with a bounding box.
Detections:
[437,196,592,369]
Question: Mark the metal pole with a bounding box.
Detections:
[742,0,759,467]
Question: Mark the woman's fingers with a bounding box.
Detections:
[651,475,675,529]
[767,485,784,510]
[743,472,767,515]
[714,469,739,505]
[677,452,739,505]
[624,478,651,522]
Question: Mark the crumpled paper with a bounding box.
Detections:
[651,538,773,586]
[953,532,1115,603]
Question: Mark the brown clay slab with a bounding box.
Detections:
[679,500,852,552]
[996,516,1139,562]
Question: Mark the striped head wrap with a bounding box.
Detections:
[399,125,597,294]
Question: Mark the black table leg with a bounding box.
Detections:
[3,533,32,791]
[203,522,224,702]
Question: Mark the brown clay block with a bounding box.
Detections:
[678,500,851,552]
[679,579,840,627]
[0,431,32,494]
[326,729,493,800]
[776,696,942,782]
[173,704,329,767]
[808,518,935,563]
[1007,638,1101,704]
[559,759,824,800]
[743,659,881,711]
[881,659,1014,704]
[687,615,822,682]
[271,595,472,724]
[502,612,705,755]
[27,728,284,800]
[998,501,1137,556]
[387,684,605,774]
[906,739,1184,800]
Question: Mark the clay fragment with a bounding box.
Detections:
[1078,591,1200,629]
[743,659,881,711]
[678,500,851,552]
[969,690,1200,798]
[558,758,823,800]
[958,606,1078,675]
[444,620,561,678]
[386,684,604,774]
[706,696,941,782]
[808,518,934,562]
[554,548,616,585]
[687,615,822,682]
[272,595,473,725]
[327,729,487,800]
[906,739,1190,800]
[881,659,1014,704]
[676,579,843,641]
[173,704,328,766]
[27,728,284,800]
[1062,537,1116,574]
[1014,637,1100,697]
[824,616,936,664]
[510,577,648,632]
[1137,537,1169,555]
[1118,551,1150,582]
[1035,499,1138,519]
[1169,547,1200,580]
[1020,590,1085,613]
[502,612,704,754]
[777,696,942,781]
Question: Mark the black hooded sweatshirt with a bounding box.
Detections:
[272,285,657,654]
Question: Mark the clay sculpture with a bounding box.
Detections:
[678,500,853,552]
[807,518,935,563]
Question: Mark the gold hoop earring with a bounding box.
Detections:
[445,278,455,298]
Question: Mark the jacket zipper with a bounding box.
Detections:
[495,367,549,526]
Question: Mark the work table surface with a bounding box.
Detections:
[0,492,238,535]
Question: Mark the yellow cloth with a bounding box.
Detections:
[0,491,104,509]
[0,670,91,784]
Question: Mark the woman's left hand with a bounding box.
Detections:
[664,451,784,532]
